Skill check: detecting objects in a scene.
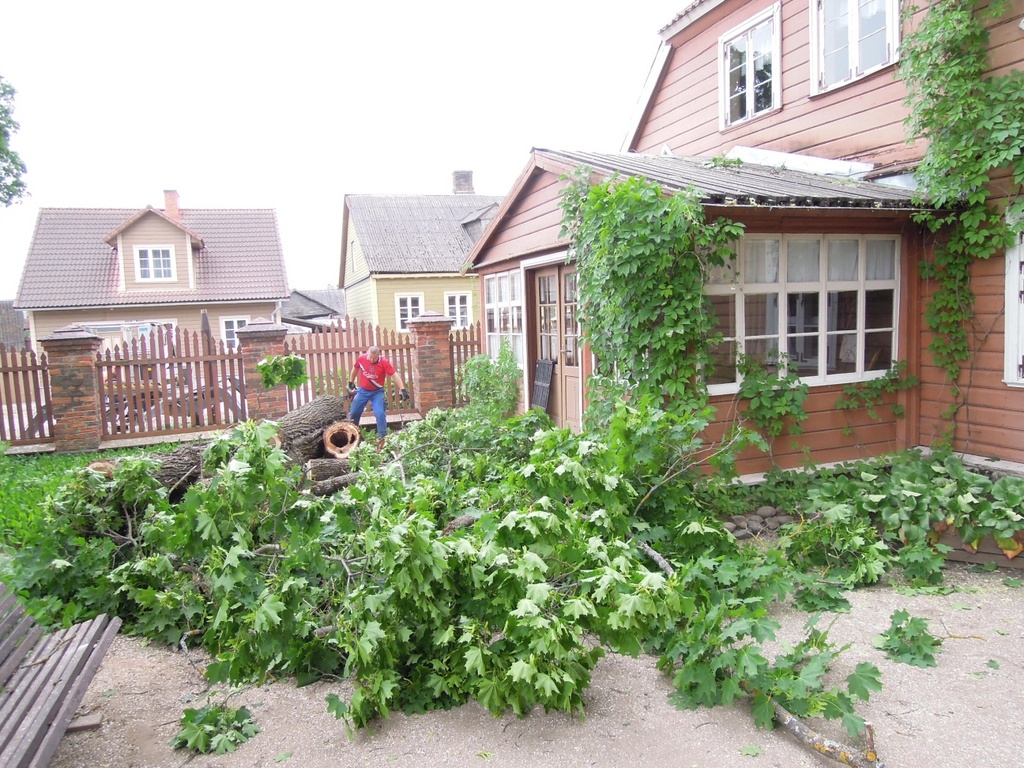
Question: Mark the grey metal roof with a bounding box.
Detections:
[347,194,503,274]
[281,288,346,320]
[535,149,926,210]
[15,207,290,310]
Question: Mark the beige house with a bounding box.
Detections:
[15,190,289,350]
[339,172,501,332]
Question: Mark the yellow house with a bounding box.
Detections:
[339,172,501,332]
[15,190,290,350]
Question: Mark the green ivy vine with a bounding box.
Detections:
[899,0,1024,426]
[559,169,744,414]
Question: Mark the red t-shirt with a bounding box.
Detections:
[354,354,395,390]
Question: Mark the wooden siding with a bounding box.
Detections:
[372,276,479,331]
[473,170,568,269]
[632,1,929,170]
[706,384,904,475]
[118,215,193,292]
[344,282,375,325]
[343,227,371,285]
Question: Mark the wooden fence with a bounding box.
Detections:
[451,322,482,406]
[96,326,247,438]
[0,344,53,446]
[284,318,416,412]
[0,317,482,452]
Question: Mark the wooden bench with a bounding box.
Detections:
[0,583,121,768]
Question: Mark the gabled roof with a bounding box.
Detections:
[102,206,205,247]
[469,148,928,268]
[281,288,346,321]
[15,206,289,310]
[345,194,503,275]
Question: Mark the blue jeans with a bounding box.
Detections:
[349,387,387,438]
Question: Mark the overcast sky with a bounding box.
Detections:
[0,1,683,301]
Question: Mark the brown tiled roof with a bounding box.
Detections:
[347,194,503,274]
[15,207,289,310]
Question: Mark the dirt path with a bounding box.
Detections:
[52,563,1023,768]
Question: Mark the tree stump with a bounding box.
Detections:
[323,422,362,459]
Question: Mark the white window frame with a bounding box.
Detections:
[221,317,249,351]
[719,4,782,130]
[705,233,900,395]
[483,269,525,366]
[445,291,472,329]
[134,245,176,282]
[395,293,424,332]
[1004,225,1024,387]
[810,0,900,94]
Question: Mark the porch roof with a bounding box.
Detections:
[534,149,926,211]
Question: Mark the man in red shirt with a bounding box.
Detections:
[347,345,409,442]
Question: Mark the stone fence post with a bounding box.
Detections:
[237,318,290,422]
[407,311,455,416]
[41,325,104,453]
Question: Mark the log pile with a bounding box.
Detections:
[137,396,362,498]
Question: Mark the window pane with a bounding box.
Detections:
[865,289,894,329]
[727,39,748,123]
[865,240,895,280]
[707,340,737,385]
[708,294,736,338]
[830,334,858,373]
[745,293,780,336]
[828,240,859,280]
[827,290,858,331]
[485,277,496,304]
[486,308,497,334]
[752,21,773,113]
[788,240,820,281]
[510,272,522,301]
[745,338,780,369]
[865,331,893,370]
[823,0,850,85]
[858,0,888,71]
[744,240,780,283]
[789,335,820,374]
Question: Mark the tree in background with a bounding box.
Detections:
[0,74,28,206]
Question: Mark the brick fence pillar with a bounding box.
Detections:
[41,325,104,453]
[407,311,455,415]
[237,318,290,422]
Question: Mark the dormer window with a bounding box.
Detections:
[135,245,176,281]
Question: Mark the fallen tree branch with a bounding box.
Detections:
[769,698,884,768]
[309,472,360,497]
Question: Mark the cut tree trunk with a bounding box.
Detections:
[304,458,353,483]
[276,396,352,463]
[152,442,207,502]
[310,472,360,497]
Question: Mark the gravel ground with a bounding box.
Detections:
[51,562,1024,768]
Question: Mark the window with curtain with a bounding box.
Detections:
[445,292,472,329]
[484,270,524,365]
[812,0,899,93]
[719,4,781,128]
[705,234,898,392]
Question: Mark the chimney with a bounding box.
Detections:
[164,189,180,220]
[452,171,474,195]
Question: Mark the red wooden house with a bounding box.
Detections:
[468,0,1024,476]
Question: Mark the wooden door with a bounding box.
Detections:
[535,265,580,431]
